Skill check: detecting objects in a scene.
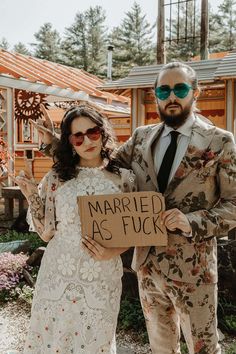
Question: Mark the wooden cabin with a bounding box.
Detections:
[100,51,236,138]
[0,50,131,183]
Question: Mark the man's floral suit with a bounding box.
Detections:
[116,115,236,354]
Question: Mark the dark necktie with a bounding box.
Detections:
[157,130,180,194]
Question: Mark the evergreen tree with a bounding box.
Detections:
[86,6,107,75]
[0,37,10,50]
[62,6,107,76]
[13,42,31,55]
[61,12,88,69]
[208,5,223,53]
[109,2,155,78]
[212,0,236,51]
[166,1,200,61]
[32,23,62,62]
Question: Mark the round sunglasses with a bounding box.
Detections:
[155,83,193,101]
[69,126,102,146]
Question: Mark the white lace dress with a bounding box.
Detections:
[24,168,123,354]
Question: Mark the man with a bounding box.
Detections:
[35,62,236,354]
[115,62,236,354]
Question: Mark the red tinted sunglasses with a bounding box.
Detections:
[69,126,102,146]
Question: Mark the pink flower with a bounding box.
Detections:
[199,258,207,267]
[191,266,200,276]
[202,150,215,160]
[195,243,205,252]
[203,271,213,283]
[175,167,185,178]
[186,285,195,293]
[194,340,205,353]
[173,280,184,287]
[0,252,27,291]
[221,159,231,164]
[166,248,177,256]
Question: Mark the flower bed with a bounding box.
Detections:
[0,252,28,302]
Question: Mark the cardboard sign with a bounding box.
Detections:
[78,191,167,247]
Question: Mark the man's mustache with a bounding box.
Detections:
[165,102,182,109]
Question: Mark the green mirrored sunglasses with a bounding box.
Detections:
[155,83,193,100]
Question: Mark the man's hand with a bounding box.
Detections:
[161,208,191,234]
[82,236,128,261]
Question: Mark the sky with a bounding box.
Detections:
[0,0,224,49]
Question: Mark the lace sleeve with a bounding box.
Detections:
[27,171,57,242]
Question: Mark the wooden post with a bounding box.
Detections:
[200,0,209,60]
[157,0,166,64]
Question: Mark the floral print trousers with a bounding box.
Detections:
[137,256,221,354]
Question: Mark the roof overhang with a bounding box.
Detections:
[0,75,89,100]
[99,58,226,93]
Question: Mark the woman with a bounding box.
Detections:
[15,104,136,354]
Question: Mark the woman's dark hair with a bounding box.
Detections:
[52,104,120,181]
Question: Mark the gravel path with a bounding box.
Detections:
[0,300,235,354]
[0,301,150,354]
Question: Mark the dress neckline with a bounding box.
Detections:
[77,166,105,170]
[76,160,108,171]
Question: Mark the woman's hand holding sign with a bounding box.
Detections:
[82,236,128,260]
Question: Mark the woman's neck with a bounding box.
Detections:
[79,157,104,168]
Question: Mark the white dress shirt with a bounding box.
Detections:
[154,114,195,185]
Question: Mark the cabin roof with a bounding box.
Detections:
[0,49,129,111]
[99,51,236,94]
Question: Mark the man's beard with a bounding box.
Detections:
[158,102,193,128]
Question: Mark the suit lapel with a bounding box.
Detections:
[164,117,217,197]
[143,123,164,189]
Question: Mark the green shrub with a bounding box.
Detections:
[13,284,34,304]
[180,342,188,354]
[118,296,146,331]
[0,230,46,254]
[218,297,236,334]
[118,296,149,343]
[226,342,236,354]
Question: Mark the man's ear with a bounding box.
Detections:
[193,88,200,100]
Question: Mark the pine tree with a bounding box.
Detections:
[62,6,107,76]
[13,42,31,55]
[109,2,155,78]
[166,1,200,61]
[212,0,236,51]
[86,6,107,75]
[31,23,62,62]
[208,5,223,53]
[0,37,10,50]
[61,12,88,69]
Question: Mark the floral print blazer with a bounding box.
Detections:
[116,115,236,285]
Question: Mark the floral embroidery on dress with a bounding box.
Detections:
[57,254,76,277]
[80,258,102,281]
[24,168,123,354]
